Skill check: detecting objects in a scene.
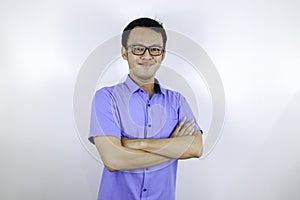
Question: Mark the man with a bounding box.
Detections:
[89,17,203,200]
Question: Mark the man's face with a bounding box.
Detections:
[122,27,166,82]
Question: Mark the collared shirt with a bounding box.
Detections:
[89,75,201,200]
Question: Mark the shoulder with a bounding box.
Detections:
[94,81,126,97]
[94,86,114,99]
[162,87,185,102]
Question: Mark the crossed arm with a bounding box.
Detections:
[93,117,203,172]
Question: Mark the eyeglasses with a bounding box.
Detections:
[127,45,164,56]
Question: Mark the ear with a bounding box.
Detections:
[161,50,166,61]
[121,46,128,60]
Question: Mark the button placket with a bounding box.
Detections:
[141,169,150,198]
[147,100,152,130]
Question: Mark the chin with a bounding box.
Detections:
[135,73,156,81]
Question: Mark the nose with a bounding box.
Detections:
[141,48,152,59]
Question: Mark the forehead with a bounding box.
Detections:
[127,27,163,46]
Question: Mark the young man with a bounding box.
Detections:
[89,17,203,200]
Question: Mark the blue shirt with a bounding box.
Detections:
[89,75,201,200]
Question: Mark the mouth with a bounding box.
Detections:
[138,62,154,67]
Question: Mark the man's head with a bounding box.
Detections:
[121,17,167,49]
[121,17,167,83]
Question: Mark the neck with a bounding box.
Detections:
[129,74,155,97]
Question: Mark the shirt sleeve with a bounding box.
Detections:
[88,88,122,144]
[177,93,203,134]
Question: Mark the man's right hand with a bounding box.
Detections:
[170,117,195,138]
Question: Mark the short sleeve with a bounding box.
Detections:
[88,88,122,144]
[177,93,203,134]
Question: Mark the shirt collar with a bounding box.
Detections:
[125,75,166,95]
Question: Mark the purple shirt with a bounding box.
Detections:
[89,75,201,200]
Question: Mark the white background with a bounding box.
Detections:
[1,0,300,199]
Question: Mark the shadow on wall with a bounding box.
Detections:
[231,91,300,200]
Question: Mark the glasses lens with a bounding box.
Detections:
[149,47,162,56]
[132,46,146,55]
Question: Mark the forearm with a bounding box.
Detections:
[140,136,196,159]
[123,131,203,159]
[94,136,172,172]
[107,145,172,171]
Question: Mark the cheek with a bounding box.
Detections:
[155,57,163,64]
[127,55,136,64]
[127,57,140,69]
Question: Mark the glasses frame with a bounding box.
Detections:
[127,44,165,56]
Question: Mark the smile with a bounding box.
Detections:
[138,62,154,67]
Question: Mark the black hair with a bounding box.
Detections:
[121,17,167,49]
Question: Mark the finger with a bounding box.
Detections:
[179,116,187,128]
[188,126,195,135]
[186,123,195,136]
[178,120,194,136]
[185,123,195,136]
[178,120,192,136]
[171,126,179,138]
[175,116,187,132]
[171,117,186,137]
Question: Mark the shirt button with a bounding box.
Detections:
[148,124,151,127]
[143,189,147,192]
[148,104,150,107]
[146,168,149,170]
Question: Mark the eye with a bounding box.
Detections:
[150,47,161,52]
[149,47,163,55]
[134,46,145,52]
